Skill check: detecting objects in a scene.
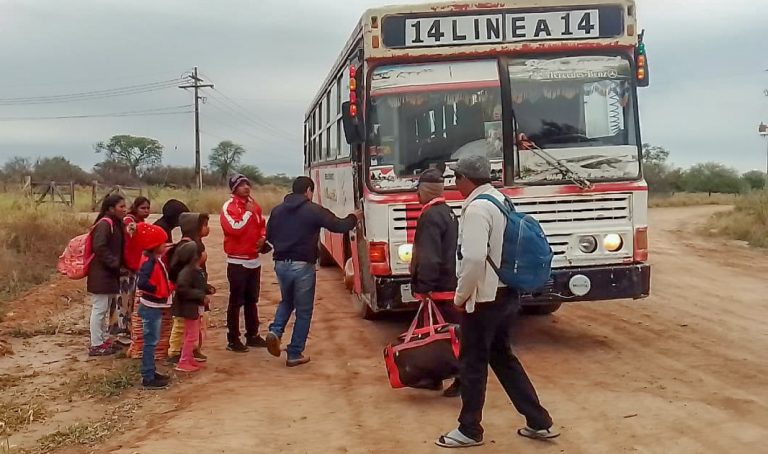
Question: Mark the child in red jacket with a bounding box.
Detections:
[220,174,267,352]
[135,223,173,390]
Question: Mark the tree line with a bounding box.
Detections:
[643,144,766,195]
[0,135,293,188]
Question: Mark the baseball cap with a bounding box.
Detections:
[449,155,491,180]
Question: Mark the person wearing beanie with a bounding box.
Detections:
[410,168,461,397]
[220,173,267,352]
[135,223,173,390]
[153,199,190,243]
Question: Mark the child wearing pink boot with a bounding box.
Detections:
[171,242,208,373]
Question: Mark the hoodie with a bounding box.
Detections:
[153,199,190,242]
[266,193,357,264]
[167,212,209,282]
[171,242,207,320]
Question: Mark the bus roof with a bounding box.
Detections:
[307,0,638,118]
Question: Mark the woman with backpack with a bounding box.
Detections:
[108,196,151,345]
[87,194,127,357]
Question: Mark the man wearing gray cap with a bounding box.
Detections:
[436,155,558,448]
[410,168,461,397]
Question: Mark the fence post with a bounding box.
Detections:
[91,181,98,211]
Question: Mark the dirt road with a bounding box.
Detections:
[84,206,768,453]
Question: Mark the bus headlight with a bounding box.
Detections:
[397,244,413,263]
[603,234,624,252]
[578,236,598,253]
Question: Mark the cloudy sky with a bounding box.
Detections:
[0,0,766,175]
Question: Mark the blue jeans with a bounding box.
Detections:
[138,303,163,381]
[268,261,317,360]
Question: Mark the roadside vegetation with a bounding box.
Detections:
[704,191,768,248]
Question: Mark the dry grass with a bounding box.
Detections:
[0,206,91,302]
[0,397,47,433]
[0,184,286,215]
[705,191,768,248]
[63,362,141,399]
[31,400,138,454]
[649,192,739,208]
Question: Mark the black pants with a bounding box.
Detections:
[458,293,552,441]
[226,264,261,343]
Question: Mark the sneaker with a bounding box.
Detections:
[286,355,311,368]
[265,332,281,357]
[193,349,208,362]
[142,377,169,390]
[175,361,202,373]
[166,355,180,365]
[88,344,115,357]
[227,341,249,353]
[154,372,170,382]
[245,335,267,348]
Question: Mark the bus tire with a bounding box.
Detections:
[343,259,354,291]
[353,293,378,320]
[520,303,562,316]
[318,242,335,267]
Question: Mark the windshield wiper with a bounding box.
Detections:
[517,134,593,190]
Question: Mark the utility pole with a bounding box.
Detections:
[179,67,213,189]
[760,123,768,189]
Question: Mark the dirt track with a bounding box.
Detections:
[6,205,766,453]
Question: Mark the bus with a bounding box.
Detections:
[304,0,651,319]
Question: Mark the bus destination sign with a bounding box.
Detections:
[381,6,624,49]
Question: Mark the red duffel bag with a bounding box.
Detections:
[383,296,460,389]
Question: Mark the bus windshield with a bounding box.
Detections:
[368,61,503,190]
[510,55,640,183]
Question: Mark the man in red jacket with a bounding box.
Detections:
[220,174,267,352]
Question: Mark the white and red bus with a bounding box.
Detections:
[305,0,651,318]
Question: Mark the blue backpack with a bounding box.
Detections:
[475,194,553,292]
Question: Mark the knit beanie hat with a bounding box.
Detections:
[135,223,168,251]
[228,174,250,193]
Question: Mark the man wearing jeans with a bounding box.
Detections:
[265,177,359,367]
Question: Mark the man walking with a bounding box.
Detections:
[264,176,359,367]
[436,156,558,448]
[410,168,461,397]
[220,173,267,352]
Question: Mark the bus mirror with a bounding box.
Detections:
[342,101,364,144]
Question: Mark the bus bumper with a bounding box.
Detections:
[522,263,651,305]
[372,263,650,311]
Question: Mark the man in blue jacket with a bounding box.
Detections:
[265,176,360,367]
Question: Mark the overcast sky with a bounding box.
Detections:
[0,0,766,175]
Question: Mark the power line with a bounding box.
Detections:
[178,67,214,190]
[0,105,193,121]
[209,88,299,138]
[201,110,294,150]
[197,71,299,138]
[0,79,183,105]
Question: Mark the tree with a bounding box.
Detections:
[209,141,246,183]
[741,170,766,191]
[33,156,91,184]
[92,160,139,186]
[641,144,681,194]
[641,143,670,166]
[2,156,33,183]
[263,173,293,187]
[681,162,744,195]
[94,135,163,177]
[238,164,264,185]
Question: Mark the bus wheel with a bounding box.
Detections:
[520,303,562,316]
[353,293,378,320]
[318,243,335,267]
